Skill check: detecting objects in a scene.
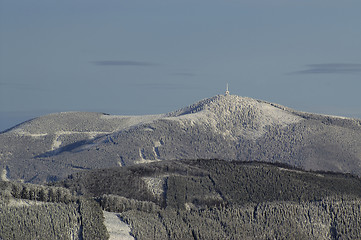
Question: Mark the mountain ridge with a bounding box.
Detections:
[3,94,359,136]
[1,94,361,183]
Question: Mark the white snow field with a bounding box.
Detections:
[103,211,134,240]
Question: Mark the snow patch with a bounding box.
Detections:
[154,141,162,148]
[135,148,161,164]
[12,129,47,138]
[135,159,161,164]
[51,135,62,151]
[101,114,164,130]
[142,176,166,198]
[103,211,134,240]
[278,167,305,174]
[1,168,9,181]
[49,131,113,151]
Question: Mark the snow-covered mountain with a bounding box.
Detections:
[1,94,361,183]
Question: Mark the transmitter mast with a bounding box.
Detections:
[225,83,230,96]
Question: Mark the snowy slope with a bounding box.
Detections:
[1,94,361,183]
[166,95,302,139]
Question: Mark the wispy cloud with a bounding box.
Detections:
[92,60,159,67]
[290,63,361,75]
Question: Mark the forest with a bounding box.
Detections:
[1,159,361,239]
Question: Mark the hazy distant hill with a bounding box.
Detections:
[1,94,361,183]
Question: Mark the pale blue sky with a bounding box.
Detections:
[1,0,361,131]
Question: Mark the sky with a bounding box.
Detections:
[1,0,361,132]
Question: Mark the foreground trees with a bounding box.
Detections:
[1,159,361,239]
[0,181,108,240]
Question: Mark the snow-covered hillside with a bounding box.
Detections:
[1,94,361,183]
[166,95,302,139]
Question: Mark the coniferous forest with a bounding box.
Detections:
[1,159,361,239]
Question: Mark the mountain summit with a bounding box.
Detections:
[167,95,302,139]
[1,94,361,183]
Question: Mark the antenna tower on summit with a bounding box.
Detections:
[225,83,230,96]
